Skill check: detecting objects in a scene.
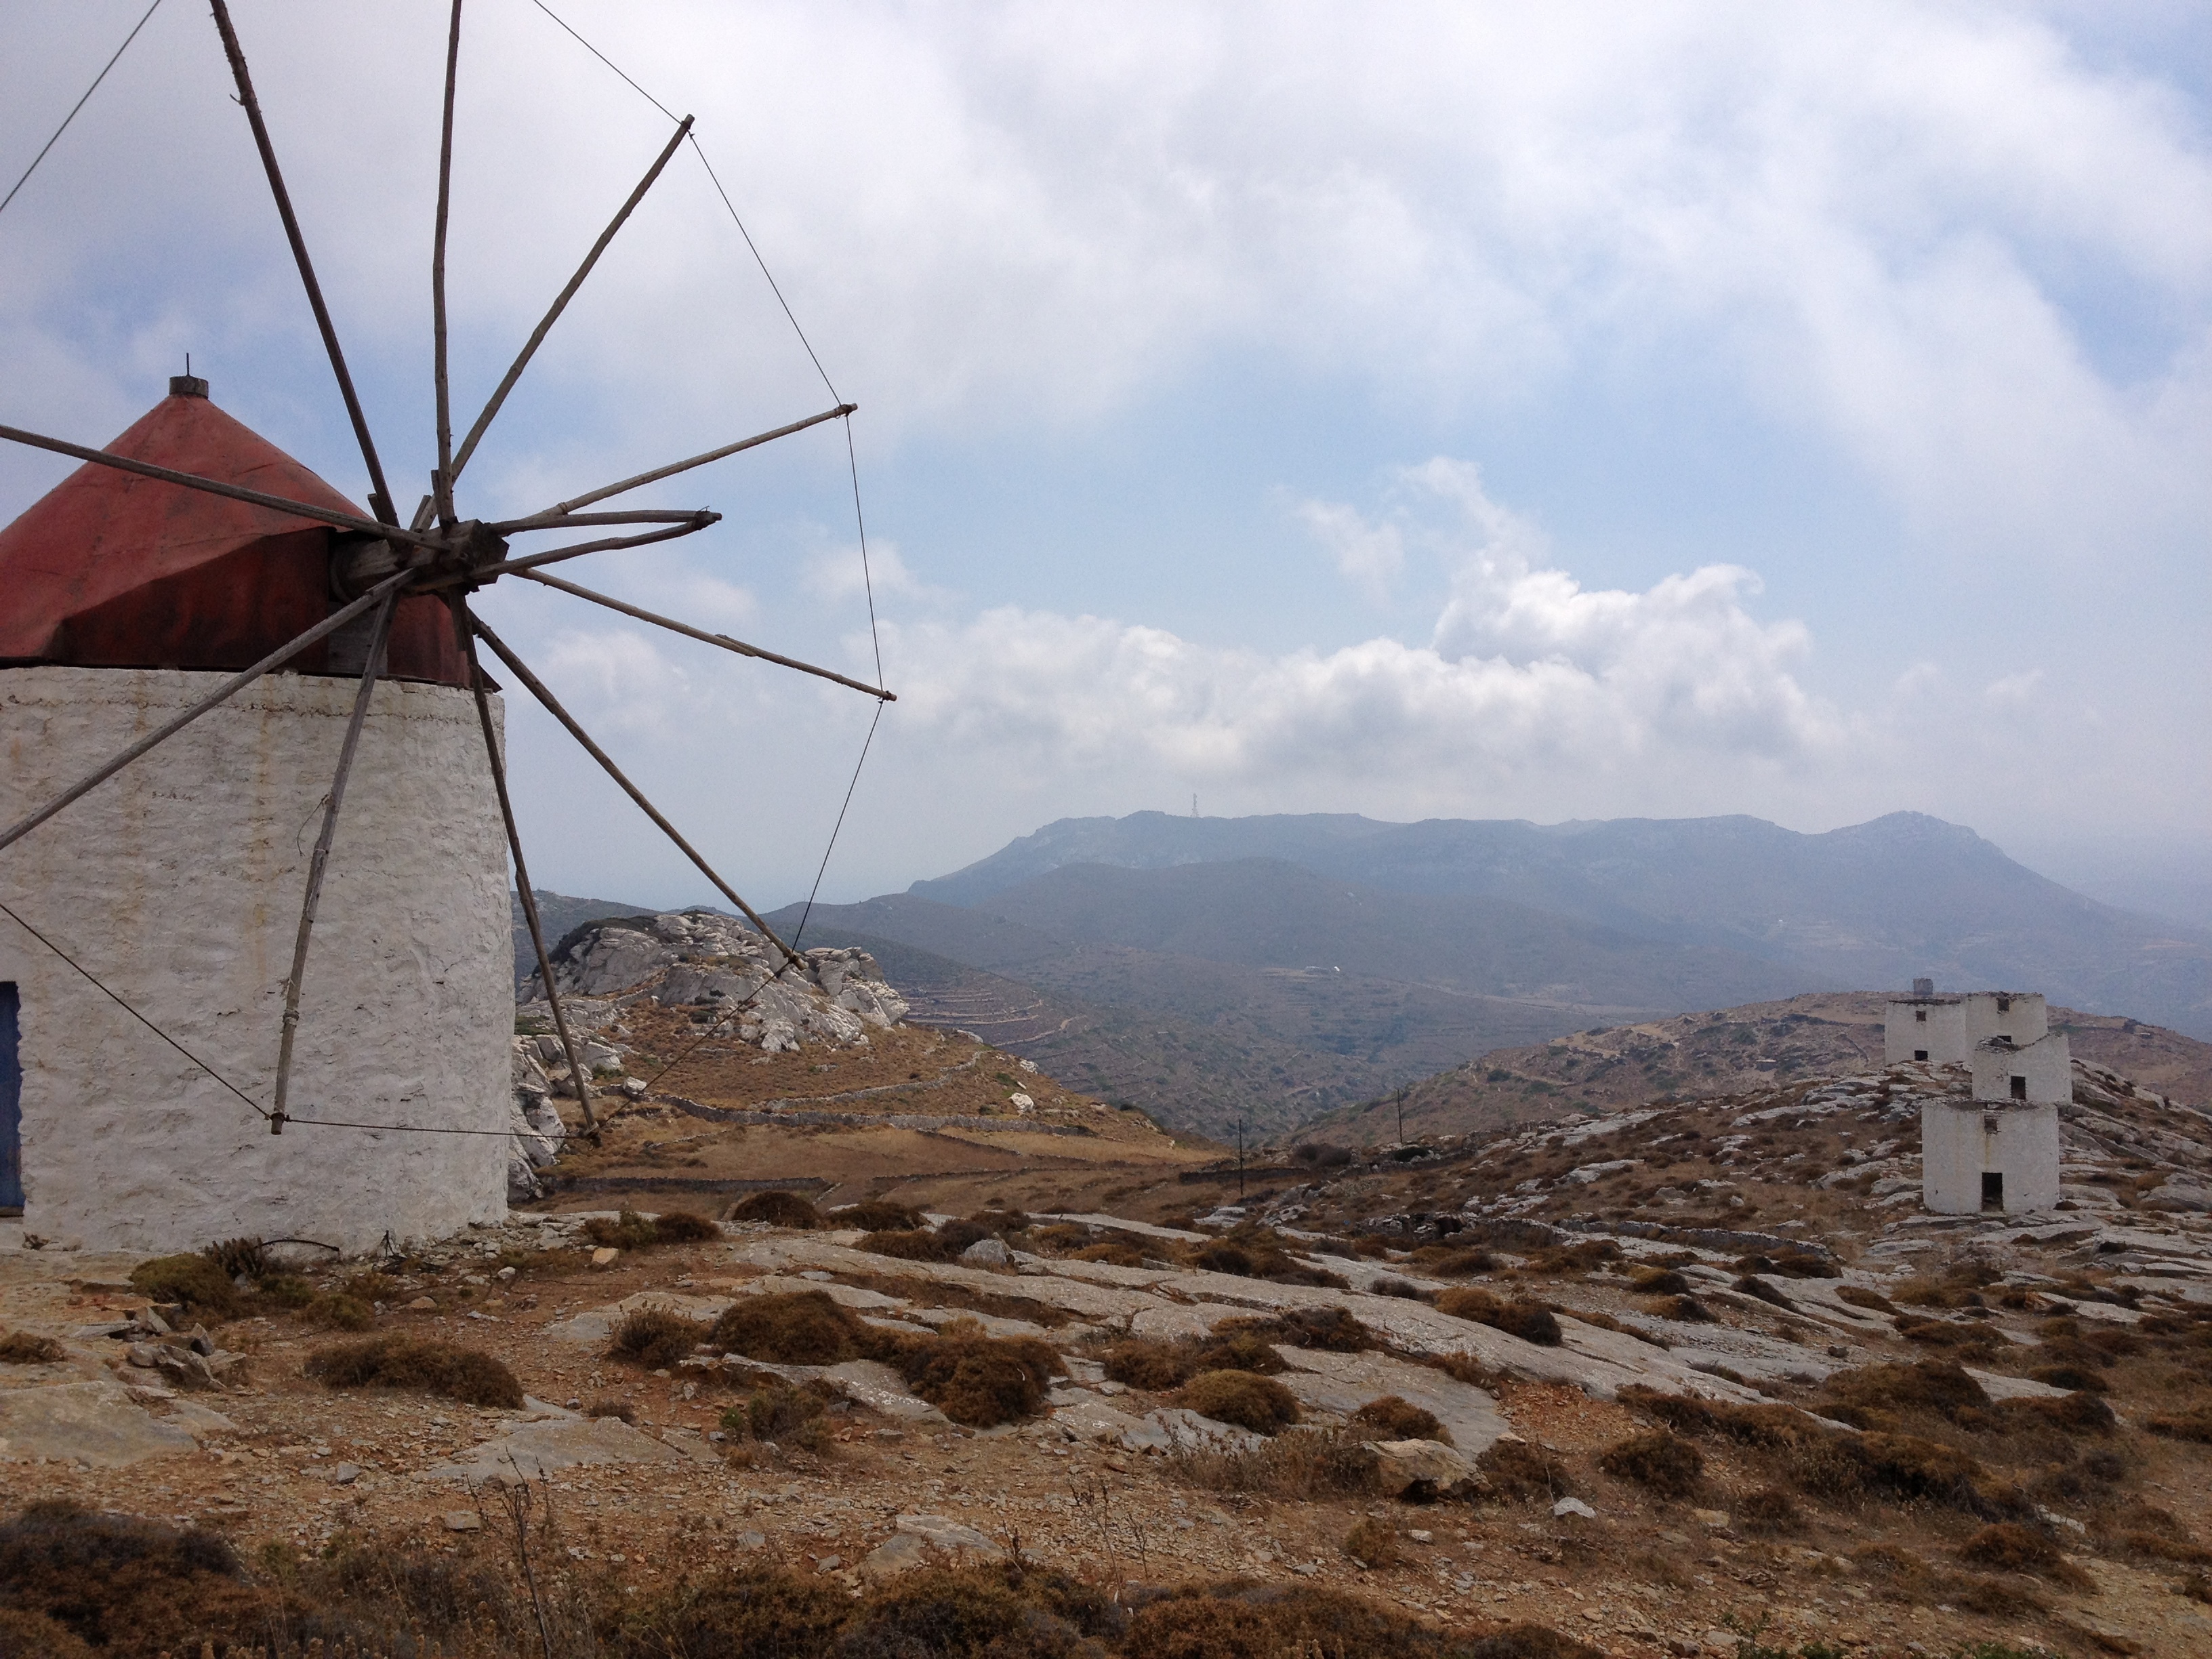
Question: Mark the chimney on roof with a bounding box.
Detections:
[169,374,209,398]
[1912,977,1935,997]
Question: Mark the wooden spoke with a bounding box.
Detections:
[513,567,894,701]
[0,571,412,859]
[506,404,855,525]
[269,590,401,1133]
[448,115,695,486]
[209,0,397,525]
[432,0,464,527]
[449,596,598,1131]
[469,615,805,968]
[459,514,719,582]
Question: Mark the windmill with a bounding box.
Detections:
[0,1,891,1253]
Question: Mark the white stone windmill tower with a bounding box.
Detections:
[0,3,890,1255]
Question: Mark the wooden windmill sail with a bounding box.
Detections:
[0,1,890,1237]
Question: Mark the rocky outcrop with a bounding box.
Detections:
[521,911,906,1052]
[506,912,911,1195]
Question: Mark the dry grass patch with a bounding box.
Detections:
[1351,1396,1449,1443]
[1342,1516,1404,1568]
[709,1290,874,1365]
[125,1254,240,1320]
[1471,1439,1576,1503]
[727,1189,823,1229]
[582,1207,722,1250]
[1174,1370,1300,1434]
[1168,1426,1381,1500]
[2146,1405,2212,1443]
[301,1335,523,1408]
[609,1305,710,1370]
[1597,1429,1704,1497]
[1957,1522,2095,1588]
[832,1198,926,1231]
[0,1332,64,1365]
[884,1320,1063,1428]
[1434,1287,1561,1346]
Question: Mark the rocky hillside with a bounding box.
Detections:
[8,1033,2212,1655]
[1300,991,2212,1149]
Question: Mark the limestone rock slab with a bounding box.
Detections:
[1269,1345,1507,1455]
[0,1381,198,1467]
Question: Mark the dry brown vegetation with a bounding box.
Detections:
[0,1332,64,1364]
[300,1335,524,1409]
[1351,1395,1449,1443]
[607,1306,711,1370]
[1173,1370,1301,1434]
[581,1208,722,1250]
[726,1189,823,1229]
[1433,1286,1562,1346]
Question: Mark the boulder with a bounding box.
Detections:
[1369,1437,1475,1498]
[959,1236,1014,1267]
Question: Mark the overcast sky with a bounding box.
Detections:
[3,1,2207,923]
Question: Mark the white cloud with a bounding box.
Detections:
[884,463,1838,802]
[1294,498,1404,602]
[802,538,921,605]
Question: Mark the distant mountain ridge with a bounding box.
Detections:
[913,811,2210,1039]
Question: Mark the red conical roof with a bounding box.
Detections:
[0,384,464,684]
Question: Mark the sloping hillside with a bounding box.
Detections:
[1299,991,2212,1148]
[916,811,2212,1038]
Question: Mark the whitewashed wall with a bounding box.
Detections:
[1964,992,2048,1047]
[1971,1030,2072,1106]
[1884,998,1969,1065]
[0,667,510,1255]
[1922,1100,2062,1214]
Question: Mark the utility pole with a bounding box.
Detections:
[1394,1087,1407,1145]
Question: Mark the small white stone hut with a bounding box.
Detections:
[1891,979,2065,1215]
[0,380,511,1254]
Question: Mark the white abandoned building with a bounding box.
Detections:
[1886,979,2066,1214]
[0,380,512,1254]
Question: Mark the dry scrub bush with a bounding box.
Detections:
[1352,1396,1449,1443]
[126,1254,239,1319]
[1736,1487,1805,1535]
[834,1199,925,1231]
[1342,1517,1404,1568]
[1126,1582,1547,1659]
[1524,1240,1621,1275]
[2028,1364,2107,1393]
[1072,1240,1148,1267]
[2147,1406,2212,1443]
[1734,1250,1837,1279]
[588,1207,723,1248]
[302,1293,373,1332]
[886,1321,1063,1427]
[1957,1523,2094,1588]
[1176,1370,1301,1434]
[1835,1284,1896,1313]
[1597,1429,1704,1497]
[1410,1245,1498,1277]
[722,1380,830,1450]
[1732,1275,1795,1309]
[1820,1359,1992,1431]
[614,1559,1120,1659]
[0,1333,64,1365]
[1628,1267,1692,1296]
[1168,1426,1380,1500]
[0,1502,259,1656]
[1103,1336,1197,1391]
[1435,1287,1562,1346]
[303,1334,523,1408]
[728,1189,822,1229]
[1184,1225,1349,1288]
[609,1306,710,1370]
[586,1396,636,1422]
[1472,1439,1576,1503]
[710,1291,872,1365]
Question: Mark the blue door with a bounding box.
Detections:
[0,984,20,1212]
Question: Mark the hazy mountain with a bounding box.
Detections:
[914,811,2211,1038]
